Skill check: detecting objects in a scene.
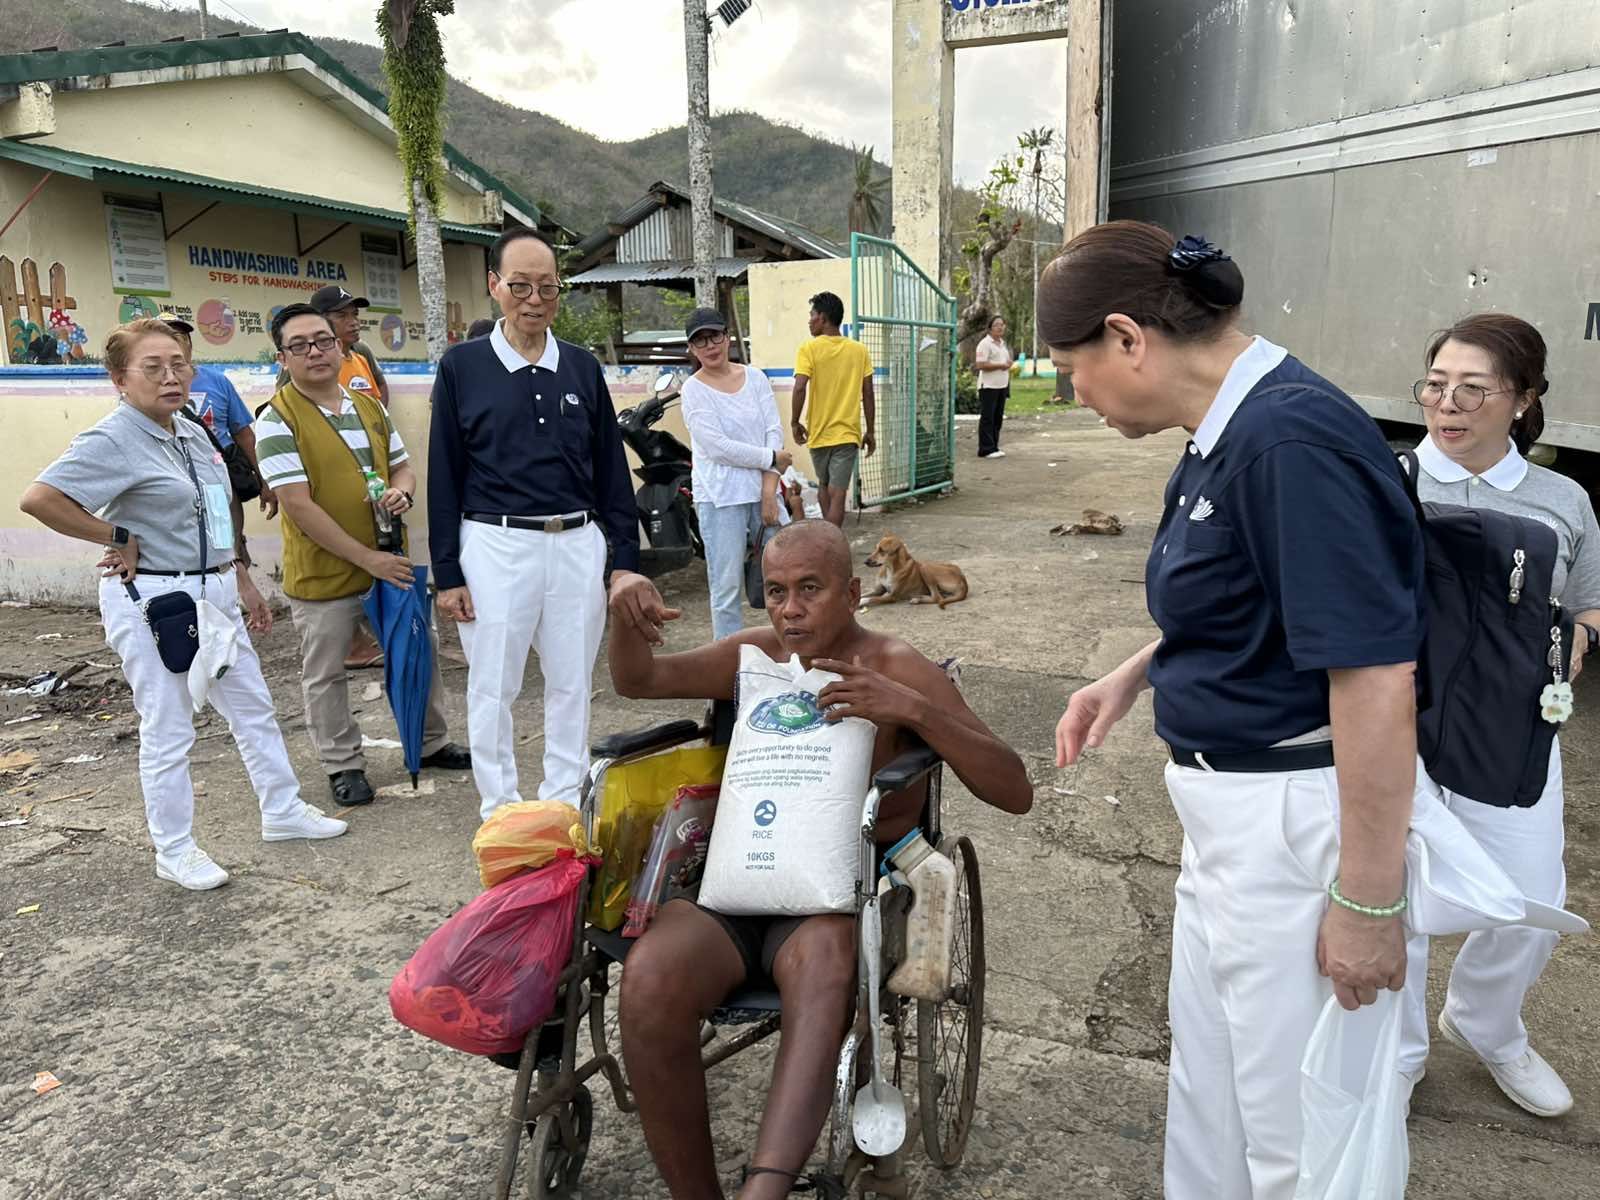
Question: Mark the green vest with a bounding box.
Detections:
[271,383,396,601]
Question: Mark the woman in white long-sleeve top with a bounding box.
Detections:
[1399,312,1599,1117]
[20,319,347,891]
[678,307,793,640]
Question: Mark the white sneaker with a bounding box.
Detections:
[262,804,349,842]
[155,846,230,891]
[1438,1009,1573,1117]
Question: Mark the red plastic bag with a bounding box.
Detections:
[389,857,585,1055]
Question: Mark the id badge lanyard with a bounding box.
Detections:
[171,434,233,598]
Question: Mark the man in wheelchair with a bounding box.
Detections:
[607,520,1032,1199]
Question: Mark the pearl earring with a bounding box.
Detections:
[1516,410,1525,418]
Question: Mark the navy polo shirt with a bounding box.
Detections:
[427,321,639,590]
[1146,339,1424,752]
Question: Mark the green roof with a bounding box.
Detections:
[0,139,497,245]
[0,29,541,231]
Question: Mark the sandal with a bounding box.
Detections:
[738,1166,847,1199]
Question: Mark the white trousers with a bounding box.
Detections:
[457,520,607,820]
[1399,739,1566,1070]
[1163,760,1414,1200]
[100,572,304,856]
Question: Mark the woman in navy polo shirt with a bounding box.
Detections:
[1044,221,1426,1199]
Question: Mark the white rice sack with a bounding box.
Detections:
[697,645,876,916]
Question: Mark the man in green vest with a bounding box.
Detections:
[258,304,470,807]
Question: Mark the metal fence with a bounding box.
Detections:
[849,234,958,510]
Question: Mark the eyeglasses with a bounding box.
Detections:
[283,335,340,357]
[1412,379,1513,412]
[134,361,196,382]
[689,329,727,348]
[496,277,563,302]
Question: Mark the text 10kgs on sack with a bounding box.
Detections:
[697,646,876,916]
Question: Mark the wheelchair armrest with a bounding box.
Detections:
[589,718,704,762]
[870,741,943,796]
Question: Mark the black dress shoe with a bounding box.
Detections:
[328,769,375,807]
[420,742,472,771]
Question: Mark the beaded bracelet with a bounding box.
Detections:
[1328,877,1408,918]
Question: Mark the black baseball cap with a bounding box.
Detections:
[684,307,727,340]
[310,285,369,314]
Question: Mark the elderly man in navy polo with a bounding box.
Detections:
[429,228,659,818]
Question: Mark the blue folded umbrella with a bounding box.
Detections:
[362,563,434,789]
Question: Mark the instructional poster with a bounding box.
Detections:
[362,234,403,313]
[105,198,171,297]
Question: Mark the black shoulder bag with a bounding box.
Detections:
[183,406,261,502]
[1397,451,1572,806]
[124,439,210,674]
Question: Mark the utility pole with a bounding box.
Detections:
[683,0,717,308]
[198,0,210,38]
[1030,156,1041,376]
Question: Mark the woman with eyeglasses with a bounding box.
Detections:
[1398,312,1598,1117]
[677,307,793,639]
[19,319,348,892]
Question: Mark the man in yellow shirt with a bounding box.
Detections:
[792,291,875,526]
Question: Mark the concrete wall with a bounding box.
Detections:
[0,363,717,605]
[890,0,1078,285]
[747,258,854,373]
[0,166,494,364]
[41,74,487,226]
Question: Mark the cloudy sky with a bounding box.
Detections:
[170,0,1065,182]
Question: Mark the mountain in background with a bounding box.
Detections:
[4,0,887,240]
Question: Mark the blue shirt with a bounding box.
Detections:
[187,366,252,450]
[427,322,639,590]
[1145,339,1425,752]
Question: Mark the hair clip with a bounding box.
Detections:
[1168,235,1231,272]
[1167,235,1244,308]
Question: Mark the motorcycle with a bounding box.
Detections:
[618,370,703,579]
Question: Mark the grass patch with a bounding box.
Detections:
[1006,374,1073,415]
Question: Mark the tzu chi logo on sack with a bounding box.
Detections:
[747,691,827,736]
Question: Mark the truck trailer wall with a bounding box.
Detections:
[1108,0,1600,450]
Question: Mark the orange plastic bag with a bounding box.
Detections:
[472,800,593,890]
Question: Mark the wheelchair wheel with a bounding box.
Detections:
[525,1084,593,1199]
[916,835,984,1168]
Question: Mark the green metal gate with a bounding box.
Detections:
[850,234,958,509]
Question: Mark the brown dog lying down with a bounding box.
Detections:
[861,533,970,609]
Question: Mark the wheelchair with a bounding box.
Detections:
[492,700,987,1199]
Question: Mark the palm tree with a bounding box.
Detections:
[378,0,452,363]
[848,145,889,237]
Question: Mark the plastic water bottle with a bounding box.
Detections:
[365,469,395,544]
[881,830,958,1001]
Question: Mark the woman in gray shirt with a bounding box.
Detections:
[1399,312,1598,1118]
[19,318,347,891]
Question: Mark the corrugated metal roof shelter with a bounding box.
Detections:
[566,180,841,364]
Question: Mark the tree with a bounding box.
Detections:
[683,0,717,307]
[847,144,888,237]
[954,155,1024,354]
[378,0,453,364]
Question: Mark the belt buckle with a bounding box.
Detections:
[544,516,565,533]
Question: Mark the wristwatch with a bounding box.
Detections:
[110,525,131,547]
[1581,622,1599,656]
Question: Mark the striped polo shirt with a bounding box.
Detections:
[255,387,408,489]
